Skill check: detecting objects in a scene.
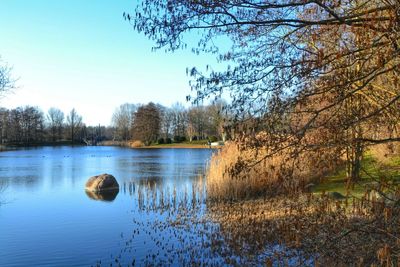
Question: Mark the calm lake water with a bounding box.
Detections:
[0,146,213,266]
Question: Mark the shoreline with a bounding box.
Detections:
[0,142,223,150]
[98,140,223,149]
[135,146,214,149]
[136,144,221,149]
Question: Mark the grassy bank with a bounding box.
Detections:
[144,143,217,149]
[312,151,400,197]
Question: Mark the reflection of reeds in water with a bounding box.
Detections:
[204,190,400,266]
[106,176,400,266]
[104,175,313,265]
[104,184,315,265]
[135,176,206,213]
[122,181,136,196]
[91,155,400,266]
[121,175,207,214]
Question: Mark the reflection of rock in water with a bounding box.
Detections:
[85,189,119,202]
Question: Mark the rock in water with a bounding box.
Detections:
[85,174,119,192]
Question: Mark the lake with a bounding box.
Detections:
[0,146,213,266]
[0,146,311,266]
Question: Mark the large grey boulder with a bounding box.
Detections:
[85,173,119,192]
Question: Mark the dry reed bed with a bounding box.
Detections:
[369,143,400,164]
[206,140,339,200]
[98,140,145,148]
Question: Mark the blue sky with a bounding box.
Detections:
[0,0,220,125]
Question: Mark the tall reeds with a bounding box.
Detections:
[206,138,340,200]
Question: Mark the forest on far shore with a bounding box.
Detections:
[0,101,227,146]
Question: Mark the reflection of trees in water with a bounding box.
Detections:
[137,176,163,187]
[2,175,39,189]
[117,154,208,183]
[0,180,8,205]
[117,156,166,175]
[50,164,65,188]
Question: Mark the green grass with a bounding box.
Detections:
[143,140,213,148]
[312,153,400,197]
[182,140,210,145]
[151,140,211,146]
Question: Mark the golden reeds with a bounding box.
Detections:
[206,140,339,200]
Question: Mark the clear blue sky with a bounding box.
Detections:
[0,0,220,125]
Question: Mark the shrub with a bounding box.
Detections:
[165,138,172,144]
[173,136,186,143]
[209,136,218,142]
[129,140,144,148]
[157,138,165,144]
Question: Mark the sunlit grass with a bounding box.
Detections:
[312,152,400,197]
[151,141,209,147]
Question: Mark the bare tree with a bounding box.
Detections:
[66,108,82,143]
[205,100,226,139]
[187,106,206,140]
[21,106,44,143]
[112,103,137,141]
[170,102,187,138]
[130,0,400,182]
[0,108,9,144]
[0,58,15,145]
[132,102,161,145]
[186,122,196,142]
[160,107,174,140]
[8,108,22,143]
[47,108,64,142]
[0,58,15,97]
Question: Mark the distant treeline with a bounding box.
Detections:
[112,101,228,145]
[0,106,112,145]
[0,101,228,146]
